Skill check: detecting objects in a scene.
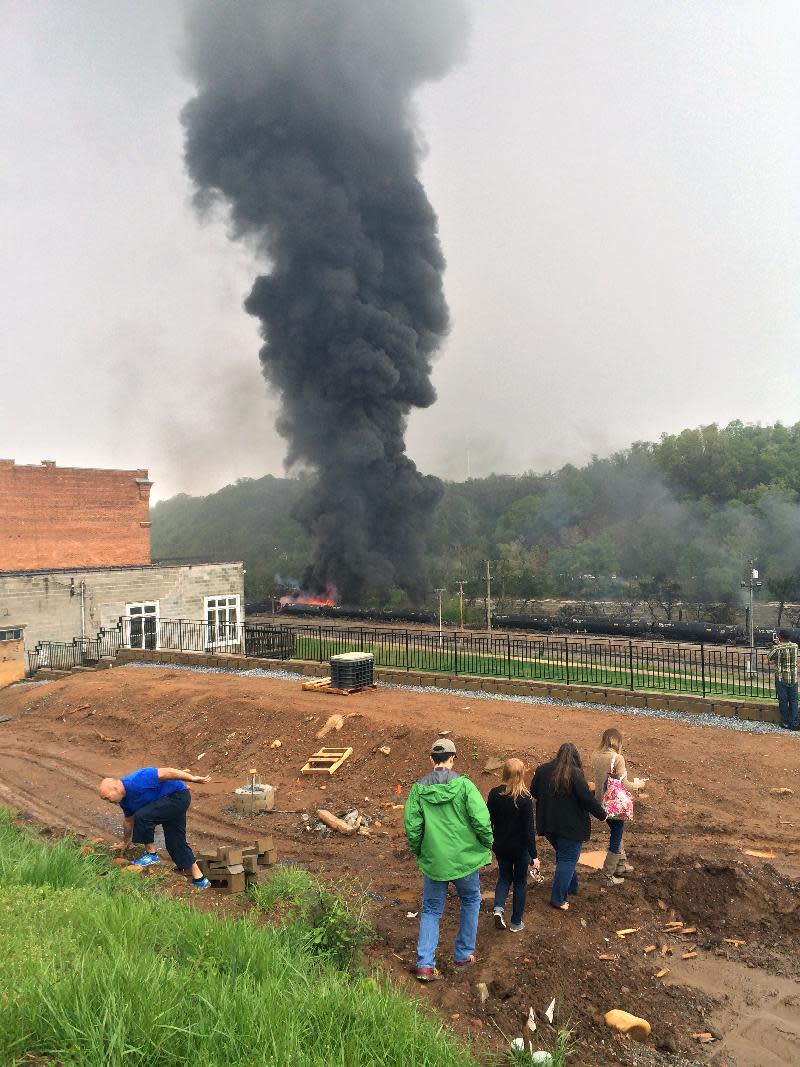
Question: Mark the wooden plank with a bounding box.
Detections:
[301,747,353,775]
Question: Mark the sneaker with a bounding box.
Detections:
[453,954,476,968]
[493,909,507,930]
[509,921,525,933]
[130,852,160,867]
[192,876,210,890]
[415,967,442,982]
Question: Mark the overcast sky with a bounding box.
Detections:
[2,1,799,500]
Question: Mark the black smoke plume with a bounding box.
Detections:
[181,0,468,602]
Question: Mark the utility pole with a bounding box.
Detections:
[485,560,493,633]
[434,588,445,648]
[741,559,762,675]
[455,580,468,632]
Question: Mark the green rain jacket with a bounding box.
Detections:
[403,769,493,881]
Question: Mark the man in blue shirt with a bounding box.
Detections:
[99,766,211,889]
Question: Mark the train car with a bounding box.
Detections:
[652,620,739,644]
[569,616,649,638]
[491,614,555,632]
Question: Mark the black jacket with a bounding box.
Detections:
[487,786,537,860]
[530,759,607,842]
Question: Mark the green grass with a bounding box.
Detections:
[291,635,774,702]
[0,811,480,1067]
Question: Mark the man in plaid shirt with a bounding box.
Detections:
[767,629,799,730]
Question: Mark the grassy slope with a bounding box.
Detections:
[0,812,479,1067]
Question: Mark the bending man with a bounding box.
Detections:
[99,766,211,889]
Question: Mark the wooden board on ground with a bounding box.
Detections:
[301,746,353,775]
[301,677,377,696]
[577,849,606,870]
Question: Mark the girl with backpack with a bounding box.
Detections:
[591,728,645,886]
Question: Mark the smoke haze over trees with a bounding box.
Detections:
[153,420,800,622]
[180,0,468,602]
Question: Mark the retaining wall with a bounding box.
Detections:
[115,648,778,725]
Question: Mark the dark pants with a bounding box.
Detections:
[776,679,799,728]
[132,790,195,870]
[545,834,582,906]
[493,851,529,926]
[607,818,625,854]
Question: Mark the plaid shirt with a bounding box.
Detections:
[768,641,798,684]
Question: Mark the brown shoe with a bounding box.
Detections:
[453,954,476,968]
[415,966,442,982]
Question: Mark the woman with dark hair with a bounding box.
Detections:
[530,743,607,910]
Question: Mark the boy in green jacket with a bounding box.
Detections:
[404,738,493,981]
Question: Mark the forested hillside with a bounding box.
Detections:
[152,421,800,619]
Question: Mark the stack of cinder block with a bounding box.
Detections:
[196,836,278,893]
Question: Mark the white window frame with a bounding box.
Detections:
[204,594,241,650]
[125,601,160,650]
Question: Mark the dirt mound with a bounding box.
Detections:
[1,666,800,1065]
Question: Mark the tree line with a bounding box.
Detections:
[151,421,800,623]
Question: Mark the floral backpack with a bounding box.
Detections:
[602,754,634,821]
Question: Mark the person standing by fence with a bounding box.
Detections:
[767,630,799,730]
[530,743,607,911]
[487,758,540,932]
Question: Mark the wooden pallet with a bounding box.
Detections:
[301,676,376,695]
[300,746,353,775]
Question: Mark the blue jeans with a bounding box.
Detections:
[776,679,799,728]
[493,852,529,926]
[545,834,581,906]
[416,871,482,969]
[607,819,625,854]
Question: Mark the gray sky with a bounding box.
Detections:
[2,1,799,500]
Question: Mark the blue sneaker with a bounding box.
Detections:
[131,852,160,868]
[192,876,210,890]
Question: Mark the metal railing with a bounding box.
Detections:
[28,617,775,700]
[119,617,296,661]
[26,625,123,675]
[265,623,775,700]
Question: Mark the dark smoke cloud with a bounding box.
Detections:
[181,0,468,601]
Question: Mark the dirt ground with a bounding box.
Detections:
[0,665,798,1067]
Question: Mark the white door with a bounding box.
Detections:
[126,602,159,649]
[205,595,240,648]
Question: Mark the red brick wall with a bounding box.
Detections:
[0,460,152,571]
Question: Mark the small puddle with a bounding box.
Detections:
[666,954,800,1066]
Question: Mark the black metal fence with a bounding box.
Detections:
[26,626,123,675]
[27,617,775,701]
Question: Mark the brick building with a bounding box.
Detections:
[0,460,243,653]
[0,459,152,570]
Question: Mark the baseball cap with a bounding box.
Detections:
[431,738,456,756]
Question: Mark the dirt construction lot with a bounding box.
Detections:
[0,665,798,1066]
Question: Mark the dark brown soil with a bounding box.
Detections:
[0,666,798,1066]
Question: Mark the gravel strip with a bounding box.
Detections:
[119,661,791,736]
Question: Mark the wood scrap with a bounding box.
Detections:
[643,945,656,955]
[681,927,698,936]
[315,714,344,739]
[724,938,746,947]
[301,747,353,775]
[692,1033,715,1043]
[681,951,698,960]
[616,927,640,938]
[654,968,670,979]
[316,809,356,835]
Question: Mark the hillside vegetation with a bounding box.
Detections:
[152,421,800,620]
